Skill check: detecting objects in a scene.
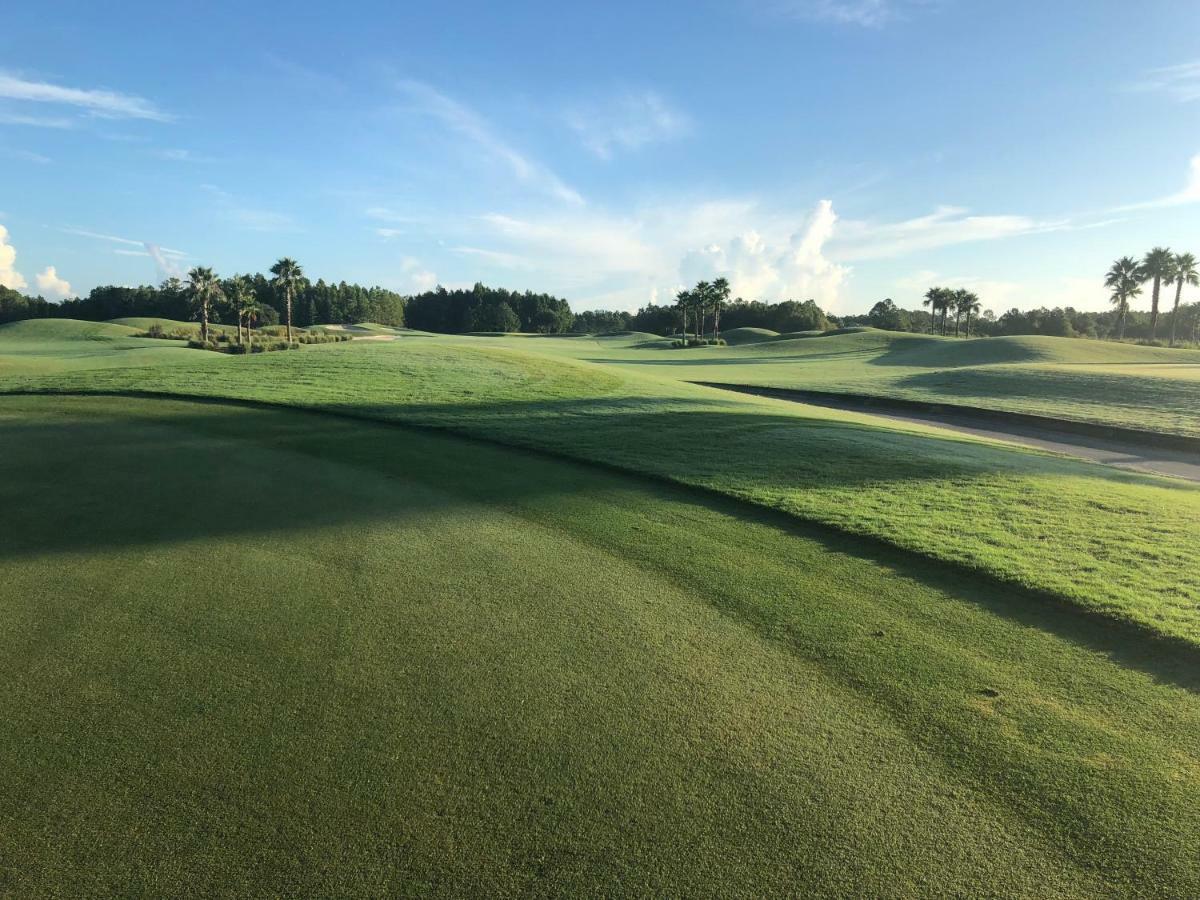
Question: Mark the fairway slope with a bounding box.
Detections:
[3,394,1200,895]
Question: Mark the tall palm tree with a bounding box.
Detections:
[227,276,254,346]
[1105,256,1142,341]
[270,257,303,342]
[1139,247,1174,341]
[242,297,262,351]
[711,277,730,342]
[1167,252,1198,347]
[674,288,691,341]
[187,266,222,343]
[693,280,711,341]
[957,290,982,337]
[922,287,940,334]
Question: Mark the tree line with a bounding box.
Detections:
[403,284,574,334]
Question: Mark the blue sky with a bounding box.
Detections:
[1,0,1198,314]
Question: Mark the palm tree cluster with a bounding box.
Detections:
[921,287,982,337]
[187,257,303,347]
[674,277,731,343]
[1106,248,1197,346]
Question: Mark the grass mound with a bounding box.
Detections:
[110,317,239,337]
[722,327,780,344]
[0,318,141,342]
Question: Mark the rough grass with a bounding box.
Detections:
[2,333,1198,645]
[2,394,1200,895]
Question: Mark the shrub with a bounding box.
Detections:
[227,342,248,354]
[147,323,165,338]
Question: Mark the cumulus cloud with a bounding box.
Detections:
[400,256,438,292]
[0,224,27,289]
[0,72,171,121]
[34,265,72,298]
[566,91,691,159]
[679,200,849,309]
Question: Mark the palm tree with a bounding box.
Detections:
[957,290,982,337]
[270,257,303,342]
[674,288,690,341]
[711,277,730,342]
[242,297,262,351]
[187,266,222,343]
[1167,252,1198,347]
[227,276,254,346]
[694,280,711,341]
[922,288,940,334]
[1105,256,1142,341]
[1139,247,1173,341]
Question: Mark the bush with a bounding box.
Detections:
[147,323,165,338]
[227,342,248,354]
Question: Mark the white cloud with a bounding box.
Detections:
[202,185,296,232]
[3,148,51,164]
[832,205,1070,260]
[1129,61,1200,103]
[0,224,27,290]
[35,265,72,298]
[150,148,213,163]
[1112,152,1200,211]
[452,246,535,269]
[0,72,171,121]
[566,91,690,159]
[760,0,927,27]
[680,201,848,308]
[395,79,583,205]
[0,110,74,128]
[400,256,438,292]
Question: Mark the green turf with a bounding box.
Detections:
[4,332,1196,645]
[2,394,1199,895]
[523,327,1200,437]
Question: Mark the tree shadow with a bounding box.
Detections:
[3,391,1199,695]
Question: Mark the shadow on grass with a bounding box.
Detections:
[2,391,1199,696]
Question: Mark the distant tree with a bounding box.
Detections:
[956,290,982,337]
[1167,252,1198,347]
[1139,247,1174,341]
[227,275,255,345]
[1105,256,1142,341]
[923,287,951,335]
[692,281,711,340]
[674,288,691,339]
[710,277,730,341]
[269,257,303,342]
[867,298,907,331]
[187,266,223,343]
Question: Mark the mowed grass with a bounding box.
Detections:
[530,327,1200,438]
[3,395,1200,895]
[5,326,1197,645]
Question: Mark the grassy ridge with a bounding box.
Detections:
[3,395,1199,894]
[3,331,1198,644]
[534,328,1200,437]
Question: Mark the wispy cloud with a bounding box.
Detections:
[757,0,930,27]
[0,110,74,128]
[1111,152,1200,211]
[0,72,171,121]
[1129,61,1200,103]
[149,148,215,163]
[395,79,583,205]
[202,184,297,232]
[451,246,535,269]
[62,228,187,279]
[832,206,1070,260]
[566,91,690,159]
[3,148,51,164]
